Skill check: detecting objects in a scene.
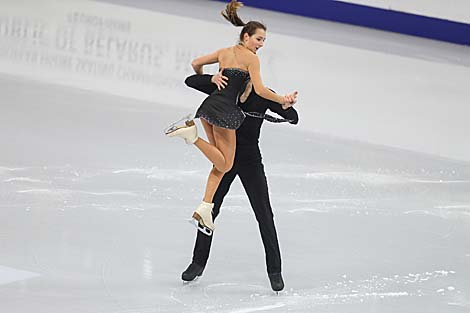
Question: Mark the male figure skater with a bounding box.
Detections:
[182,71,299,292]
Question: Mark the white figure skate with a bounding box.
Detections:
[190,201,215,236]
[188,219,214,237]
[164,115,198,144]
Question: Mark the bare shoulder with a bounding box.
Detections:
[218,46,234,56]
[245,51,259,66]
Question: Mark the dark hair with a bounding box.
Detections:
[221,0,266,42]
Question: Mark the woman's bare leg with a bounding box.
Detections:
[202,126,236,202]
[201,119,216,145]
[202,167,226,203]
[195,120,235,173]
[196,119,236,203]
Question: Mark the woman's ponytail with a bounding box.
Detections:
[221,0,246,27]
[221,0,266,43]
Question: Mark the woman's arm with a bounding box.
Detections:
[247,85,299,124]
[191,49,220,74]
[248,55,285,104]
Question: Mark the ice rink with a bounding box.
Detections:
[1,0,470,312]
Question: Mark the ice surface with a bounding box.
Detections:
[1,73,469,313]
[1,0,469,312]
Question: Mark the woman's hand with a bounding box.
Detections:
[281,91,298,109]
[211,68,229,90]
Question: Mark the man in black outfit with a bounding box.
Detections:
[181,73,299,292]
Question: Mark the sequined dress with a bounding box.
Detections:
[195,68,249,130]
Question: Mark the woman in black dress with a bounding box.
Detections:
[166,1,297,235]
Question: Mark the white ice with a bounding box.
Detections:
[1,0,469,312]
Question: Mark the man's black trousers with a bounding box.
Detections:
[191,152,282,274]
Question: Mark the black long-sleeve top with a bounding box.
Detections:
[185,74,299,147]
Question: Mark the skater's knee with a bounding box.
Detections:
[211,166,226,177]
[217,161,233,174]
[214,166,228,174]
[212,160,233,174]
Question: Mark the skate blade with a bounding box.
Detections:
[187,219,213,236]
[164,114,194,135]
[192,211,214,231]
[182,275,200,284]
[165,120,195,136]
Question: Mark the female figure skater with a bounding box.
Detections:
[180,70,298,292]
[166,0,298,235]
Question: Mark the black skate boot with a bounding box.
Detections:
[268,272,284,293]
[181,262,204,282]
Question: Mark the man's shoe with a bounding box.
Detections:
[181,262,204,282]
[268,272,284,292]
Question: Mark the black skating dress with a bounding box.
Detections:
[194,68,249,130]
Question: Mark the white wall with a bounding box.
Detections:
[336,0,470,23]
[1,0,470,162]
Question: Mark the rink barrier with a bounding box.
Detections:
[216,0,470,46]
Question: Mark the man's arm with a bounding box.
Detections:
[268,101,299,124]
[184,74,217,95]
[250,88,298,124]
